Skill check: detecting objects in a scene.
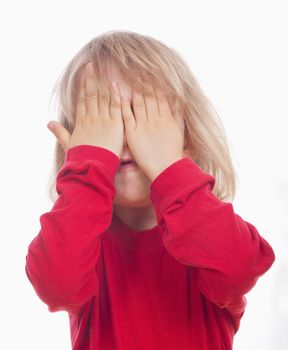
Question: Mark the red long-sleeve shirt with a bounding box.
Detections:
[25,145,275,350]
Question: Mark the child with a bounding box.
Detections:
[25,30,275,350]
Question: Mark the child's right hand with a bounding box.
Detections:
[47,62,124,158]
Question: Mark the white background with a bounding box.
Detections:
[1,0,287,349]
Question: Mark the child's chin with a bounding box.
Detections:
[113,192,151,207]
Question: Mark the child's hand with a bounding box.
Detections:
[47,62,124,158]
[121,75,185,181]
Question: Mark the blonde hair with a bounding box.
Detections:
[47,29,238,204]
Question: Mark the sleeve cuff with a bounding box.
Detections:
[65,145,121,172]
[150,157,216,219]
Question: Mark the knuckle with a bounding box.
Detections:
[133,100,144,110]
[85,90,98,100]
[98,93,108,102]
[110,96,120,108]
[143,88,153,98]
[156,93,165,102]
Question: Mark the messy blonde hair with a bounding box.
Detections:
[47,29,238,204]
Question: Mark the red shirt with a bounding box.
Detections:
[25,145,275,350]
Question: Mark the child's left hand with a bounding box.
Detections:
[121,75,185,182]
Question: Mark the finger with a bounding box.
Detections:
[121,95,136,130]
[76,74,86,122]
[47,121,71,153]
[98,81,110,119]
[142,77,159,120]
[109,80,121,120]
[155,85,173,119]
[132,83,147,124]
[85,62,99,118]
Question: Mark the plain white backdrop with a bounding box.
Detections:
[1,0,287,349]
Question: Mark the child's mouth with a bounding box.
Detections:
[119,160,138,171]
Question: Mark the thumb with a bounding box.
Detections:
[47,121,71,152]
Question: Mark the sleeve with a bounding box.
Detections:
[25,145,120,315]
[149,156,276,327]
